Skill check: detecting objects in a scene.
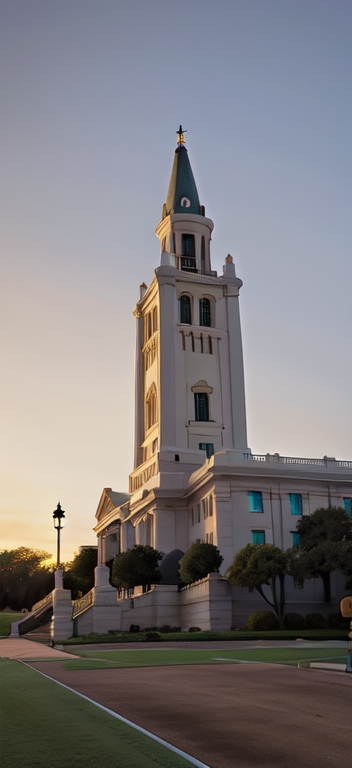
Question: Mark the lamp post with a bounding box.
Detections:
[52,502,66,568]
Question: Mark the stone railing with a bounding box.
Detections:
[72,589,94,619]
[31,591,53,613]
[242,453,352,469]
[129,455,158,493]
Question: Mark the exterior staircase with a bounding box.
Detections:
[25,621,52,644]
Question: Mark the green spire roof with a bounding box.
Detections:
[164,141,201,218]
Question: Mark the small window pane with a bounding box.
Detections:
[291,532,301,547]
[343,498,352,515]
[248,491,263,512]
[199,298,211,327]
[180,295,192,324]
[199,442,214,458]
[194,393,209,421]
[289,493,302,515]
[252,530,265,545]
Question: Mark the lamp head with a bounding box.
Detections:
[52,501,65,530]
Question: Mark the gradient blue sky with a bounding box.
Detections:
[1,0,351,561]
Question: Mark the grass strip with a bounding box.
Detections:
[0,659,197,768]
[67,647,347,669]
[65,629,347,644]
[0,613,23,636]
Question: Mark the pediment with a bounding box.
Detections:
[95,487,130,522]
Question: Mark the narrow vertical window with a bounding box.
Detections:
[289,494,302,515]
[252,530,265,545]
[248,491,263,512]
[146,385,157,431]
[194,392,209,421]
[180,295,191,324]
[199,298,211,327]
[201,236,206,273]
[181,234,196,272]
[291,532,301,547]
[343,498,352,515]
[147,313,152,340]
[182,234,195,257]
[152,306,158,333]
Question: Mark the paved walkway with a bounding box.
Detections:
[0,636,79,660]
[27,660,352,768]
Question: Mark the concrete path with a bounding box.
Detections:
[0,636,79,660]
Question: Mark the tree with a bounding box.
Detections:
[111,545,163,590]
[226,544,289,628]
[178,541,223,585]
[0,547,54,610]
[64,547,98,598]
[294,507,352,603]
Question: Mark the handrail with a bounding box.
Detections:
[31,591,53,613]
[72,589,94,619]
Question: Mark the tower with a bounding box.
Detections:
[128,127,249,553]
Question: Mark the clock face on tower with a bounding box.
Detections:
[180,196,191,208]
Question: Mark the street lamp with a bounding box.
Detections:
[52,502,65,567]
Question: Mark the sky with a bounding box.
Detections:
[1,0,351,562]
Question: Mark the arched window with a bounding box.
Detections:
[180,295,192,324]
[199,298,211,327]
[145,384,158,431]
[192,379,212,421]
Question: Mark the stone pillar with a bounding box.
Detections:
[50,570,73,643]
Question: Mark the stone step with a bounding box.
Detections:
[25,622,51,644]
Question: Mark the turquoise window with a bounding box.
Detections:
[199,442,214,458]
[252,530,265,545]
[248,491,263,513]
[343,498,352,515]
[289,493,302,515]
[291,532,301,547]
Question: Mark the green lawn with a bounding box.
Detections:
[65,646,347,670]
[0,613,23,636]
[0,660,194,768]
[65,629,347,644]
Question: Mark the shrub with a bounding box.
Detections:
[111,545,163,589]
[159,624,172,633]
[327,613,350,630]
[284,613,305,630]
[170,626,181,632]
[179,541,223,584]
[188,626,201,632]
[245,611,280,631]
[129,624,140,633]
[305,613,326,629]
[145,631,161,641]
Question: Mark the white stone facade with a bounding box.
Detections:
[93,134,352,627]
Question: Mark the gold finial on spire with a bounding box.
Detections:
[176,124,187,145]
